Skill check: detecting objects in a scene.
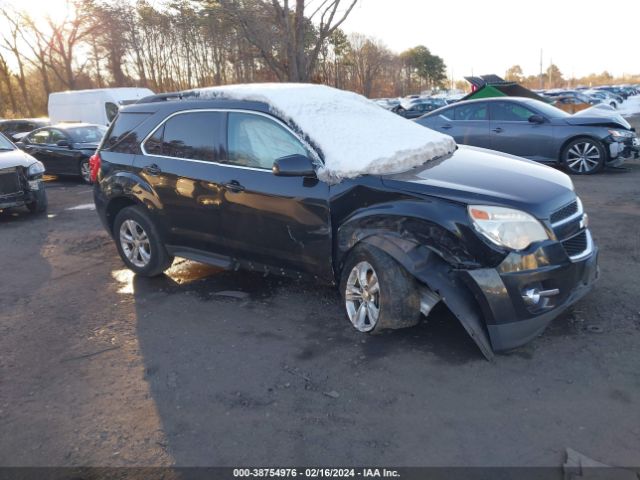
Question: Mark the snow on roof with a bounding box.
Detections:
[194,83,456,183]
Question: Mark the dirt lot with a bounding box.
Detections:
[1,156,639,469]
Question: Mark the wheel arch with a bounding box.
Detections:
[105,196,143,234]
[558,134,608,162]
[334,209,497,360]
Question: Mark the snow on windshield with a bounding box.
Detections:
[195,83,456,182]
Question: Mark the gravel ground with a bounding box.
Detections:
[0,159,639,469]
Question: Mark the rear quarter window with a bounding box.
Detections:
[103,112,152,153]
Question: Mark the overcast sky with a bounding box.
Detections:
[5,0,639,80]
[342,0,640,79]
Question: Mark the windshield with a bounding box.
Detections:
[66,126,108,143]
[0,132,15,150]
[531,101,571,119]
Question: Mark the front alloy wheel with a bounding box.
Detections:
[119,219,151,268]
[563,139,605,174]
[345,261,380,332]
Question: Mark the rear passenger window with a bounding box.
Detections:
[227,113,307,170]
[454,103,488,121]
[103,112,151,153]
[143,111,223,162]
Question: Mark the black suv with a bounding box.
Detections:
[92,87,598,358]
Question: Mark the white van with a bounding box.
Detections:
[48,88,154,126]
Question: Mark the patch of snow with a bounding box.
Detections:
[66,203,95,211]
[193,83,456,183]
[617,95,640,117]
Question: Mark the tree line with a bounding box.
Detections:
[0,0,448,118]
[504,64,640,90]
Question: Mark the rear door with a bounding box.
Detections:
[489,101,555,160]
[137,110,230,253]
[22,129,59,173]
[217,111,332,279]
[449,102,492,148]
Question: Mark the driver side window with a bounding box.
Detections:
[50,129,67,144]
[491,102,537,122]
[227,113,308,170]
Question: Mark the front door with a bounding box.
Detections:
[489,101,555,161]
[47,129,79,174]
[217,111,332,280]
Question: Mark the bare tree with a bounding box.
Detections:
[220,0,358,82]
[347,33,389,97]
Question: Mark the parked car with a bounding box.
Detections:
[0,132,47,213]
[416,97,637,174]
[373,98,401,110]
[551,94,598,114]
[393,98,447,119]
[584,90,620,109]
[17,123,107,183]
[92,84,598,358]
[48,87,154,126]
[0,118,50,142]
[595,86,628,100]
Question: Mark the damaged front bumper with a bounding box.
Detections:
[0,175,44,210]
[608,137,640,163]
[459,236,598,352]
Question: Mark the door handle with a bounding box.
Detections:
[224,180,245,193]
[441,124,452,129]
[492,127,503,133]
[143,163,161,175]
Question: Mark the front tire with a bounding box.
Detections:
[339,244,421,334]
[562,137,605,175]
[26,189,47,214]
[113,206,173,276]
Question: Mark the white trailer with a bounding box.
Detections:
[48,88,154,125]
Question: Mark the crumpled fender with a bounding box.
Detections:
[352,231,495,360]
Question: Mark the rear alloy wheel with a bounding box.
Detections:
[79,158,91,183]
[120,219,152,268]
[113,206,174,276]
[562,138,605,175]
[340,244,421,334]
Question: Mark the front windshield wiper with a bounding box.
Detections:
[0,147,14,151]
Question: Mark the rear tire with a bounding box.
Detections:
[339,243,421,334]
[113,206,173,276]
[79,158,91,183]
[561,137,605,175]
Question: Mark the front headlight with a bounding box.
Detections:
[608,129,634,138]
[468,205,550,251]
[27,161,45,176]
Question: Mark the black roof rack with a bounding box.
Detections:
[136,90,198,104]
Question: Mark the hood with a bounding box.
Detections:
[381,145,576,219]
[564,109,631,129]
[0,148,38,169]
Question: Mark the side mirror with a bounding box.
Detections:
[529,114,545,124]
[56,139,71,148]
[272,154,316,177]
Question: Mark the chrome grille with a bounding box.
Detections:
[550,201,578,225]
